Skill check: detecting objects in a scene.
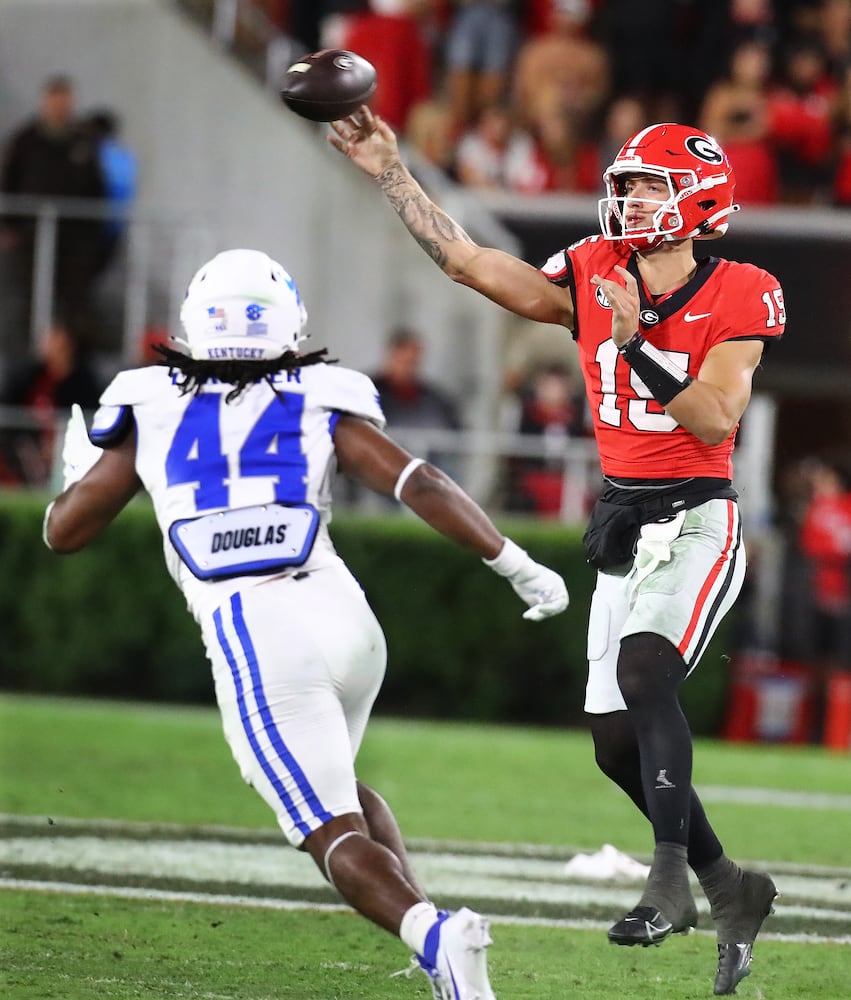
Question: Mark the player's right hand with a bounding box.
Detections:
[328,108,401,179]
[61,403,102,490]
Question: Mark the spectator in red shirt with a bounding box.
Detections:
[699,38,781,204]
[340,1,432,132]
[0,321,103,485]
[833,63,851,205]
[505,362,588,516]
[799,456,851,668]
[767,37,836,201]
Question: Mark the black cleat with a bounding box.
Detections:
[608,906,674,947]
[713,942,753,995]
[712,873,777,995]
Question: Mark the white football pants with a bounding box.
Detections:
[585,498,747,714]
[199,558,386,847]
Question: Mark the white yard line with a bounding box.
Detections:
[697,785,851,811]
[3,878,850,947]
[3,820,851,932]
[3,833,850,909]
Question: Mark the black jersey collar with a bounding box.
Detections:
[628,255,720,330]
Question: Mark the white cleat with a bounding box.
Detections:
[419,907,497,1000]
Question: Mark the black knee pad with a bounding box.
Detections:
[590,710,638,781]
[617,632,688,711]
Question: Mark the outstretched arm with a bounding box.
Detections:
[334,414,505,557]
[328,109,574,329]
[334,415,568,620]
[45,429,142,552]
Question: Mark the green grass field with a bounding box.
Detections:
[2,694,850,999]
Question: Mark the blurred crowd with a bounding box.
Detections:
[254,0,851,206]
[776,453,851,669]
[0,75,137,354]
[0,74,137,486]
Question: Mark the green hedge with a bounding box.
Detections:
[1,494,732,733]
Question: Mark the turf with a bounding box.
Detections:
[2,890,848,1000]
[2,694,850,1000]
[1,694,849,864]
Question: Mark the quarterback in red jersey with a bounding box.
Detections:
[332,114,781,995]
[540,234,784,481]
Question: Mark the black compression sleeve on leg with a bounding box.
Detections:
[590,709,723,868]
[617,632,693,846]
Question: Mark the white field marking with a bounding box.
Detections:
[4,812,851,876]
[698,785,851,811]
[3,879,851,948]
[2,833,851,914]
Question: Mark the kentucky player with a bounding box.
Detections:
[331,115,781,994]
[43,248,569,1000]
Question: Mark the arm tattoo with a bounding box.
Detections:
[378,162,474,269]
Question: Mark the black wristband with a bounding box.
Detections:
[618,333,694,407]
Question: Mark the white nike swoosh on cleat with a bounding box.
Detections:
[684,311,712,322]
[624,917,666,933]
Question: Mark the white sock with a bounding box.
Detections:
[399,900,440,956]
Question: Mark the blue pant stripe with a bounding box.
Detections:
[229,593,333,827]
[213,605,312,838]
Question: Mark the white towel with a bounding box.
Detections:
[563,844,651,881]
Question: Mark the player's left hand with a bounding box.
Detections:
[591,265,640,348]
[61,403,101,490]
[516,559,570,621]
[485,539,569,621]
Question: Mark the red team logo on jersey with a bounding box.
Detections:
[541,238,785,479]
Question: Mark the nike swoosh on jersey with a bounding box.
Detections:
[684,311,712,322]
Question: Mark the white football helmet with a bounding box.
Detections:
[178,249,308,361]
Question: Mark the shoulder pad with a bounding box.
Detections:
[91,366,170,446]
[306,365,386,428]
[540,249,569,280]
[99,366,172,406]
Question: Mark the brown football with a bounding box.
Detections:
[280,49,377,123]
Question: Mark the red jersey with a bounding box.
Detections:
[540,237,785,479]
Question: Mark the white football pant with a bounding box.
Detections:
[585,498,746,714]
[200,558,386,846]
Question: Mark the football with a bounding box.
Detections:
[280,49,377,123]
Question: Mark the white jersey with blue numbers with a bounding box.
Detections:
[90,363,385,618]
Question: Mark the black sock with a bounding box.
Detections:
[638,841,696,927]
[695,854,777,942]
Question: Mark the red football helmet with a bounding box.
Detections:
[598,123,739,251]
